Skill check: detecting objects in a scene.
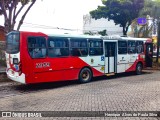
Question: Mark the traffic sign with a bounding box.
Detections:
[137,18,147,25]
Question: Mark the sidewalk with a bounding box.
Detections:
[0,65,9,82]
[0,65,6,73]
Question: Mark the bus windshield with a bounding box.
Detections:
[6,31,20,54]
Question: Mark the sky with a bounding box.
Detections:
[0,0,102,34]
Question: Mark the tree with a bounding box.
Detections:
[139,0,154,17]
[98,29,108,36]
[138,0,160,62]
[84,29,108,36]
[0,0,37,33]
[90,0,144,35]
[139,0,160,18]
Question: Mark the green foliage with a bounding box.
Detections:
[84,31,94,35]
[98,29,108,36]
[139,0,160,18]
[139,0,154,17]
[137,25,152,38]
[90,0,144,35]
[84,30,108,36]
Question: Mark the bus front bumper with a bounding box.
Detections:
[6,70,26,84]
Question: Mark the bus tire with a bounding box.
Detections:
[136,63,142,75]
[79,68,92,83]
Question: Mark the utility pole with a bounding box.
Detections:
[154,5,160,63]
[156,21,160,62]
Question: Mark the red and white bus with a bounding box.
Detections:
[5,31,153,84]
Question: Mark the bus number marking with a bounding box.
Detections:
[36,62,50,68]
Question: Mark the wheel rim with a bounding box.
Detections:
[137,65,142,73]
[82,70,90,81]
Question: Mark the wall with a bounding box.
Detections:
[83,14,123,36]
[0,26,5,41]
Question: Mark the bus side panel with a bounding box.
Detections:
[32,57,82,83]
[125,54,145,72]
[25,56,104,84]
[20,32,48,84]
[20,32,33,84]
[125,53,138,72]
[117,54,128,73]
[80,56,105,77]
[125,61,137,72]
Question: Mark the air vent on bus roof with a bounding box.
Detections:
[101,35,121,40]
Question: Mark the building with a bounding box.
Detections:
[0,26,5,41]
[83,14,123,36]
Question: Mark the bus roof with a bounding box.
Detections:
[102,35,152,41]
[19,31,152,42]
[47,33,101,39]
[121,37,151,41]
[19,31,101,39]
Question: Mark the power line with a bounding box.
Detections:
[83,26,122,28]
[22,22,123,34]
[23,22,81,31]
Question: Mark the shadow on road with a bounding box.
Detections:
[14,71,153,93]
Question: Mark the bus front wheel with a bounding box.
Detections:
[136,63,142,75]
[79,68,92,83]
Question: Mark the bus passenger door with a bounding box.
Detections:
[145,43,153,67]
[104,42,117,73]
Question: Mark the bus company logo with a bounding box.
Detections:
[36,62,50,68]
[120,57,126,62]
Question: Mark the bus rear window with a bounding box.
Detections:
[6,32,20,54]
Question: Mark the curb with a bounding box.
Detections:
[0,66,6,73]
[0,71,5,73]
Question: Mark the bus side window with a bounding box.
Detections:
[48,37,69,57]
[89,39,103,56]
[70,39,88,56]
[48,48,61,57]
[41,44,46,57]
[60,48,69,56]
[128,41,136,54]
[48,48,56,57]
[136,41,144,53]
[118,41,127,54]
[33,48,43,58]
[71,48,81,56]
[28,37,46,58]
